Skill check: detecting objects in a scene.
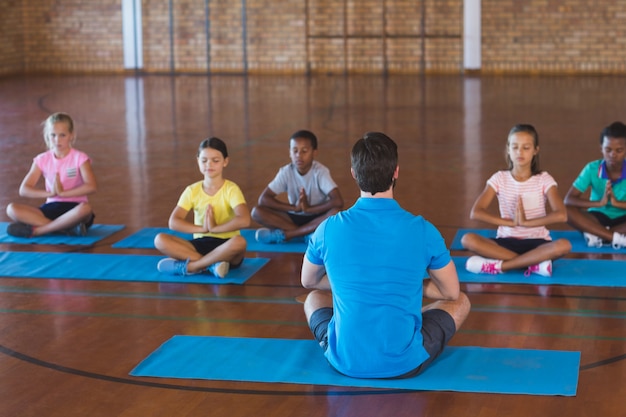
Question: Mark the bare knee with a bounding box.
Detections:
[559,238,572,255]
[154,233,168,251]
[6,203,16,218]
[80,202,93,213]
[77,202,93,219]
[250,206,262,223]
[5,202,30,222]
[229,235,247,252]
[303,290,333,320]
[554,238,572,257]
[251,205,273,224]
[460,233,477,250]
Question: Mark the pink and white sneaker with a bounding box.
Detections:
[466,256,503,274]
[525,260,552,277]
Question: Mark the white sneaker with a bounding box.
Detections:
[465,256,502,274]
[207,261,230,278]
[525,260,552,277]
[583,232,603,248]
[612,232,626,250]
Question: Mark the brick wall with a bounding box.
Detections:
[142,0,171,72]
[247,0,306,73]
[0,0,26,76]
[1,0,626,76]
[20,1,123,73]
[482,0,626,74]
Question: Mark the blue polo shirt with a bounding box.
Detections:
[572,159,626,219]
[305,197,451,378]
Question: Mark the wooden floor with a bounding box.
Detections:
[0,73,625,417]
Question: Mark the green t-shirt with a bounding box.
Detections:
[572,159,626,219]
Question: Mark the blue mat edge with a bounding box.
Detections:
[0,223,125,245]
[452,256,626,287]
[0,251,269,285]
[112,227,307,253]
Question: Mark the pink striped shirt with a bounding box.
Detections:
[487,170,556,240]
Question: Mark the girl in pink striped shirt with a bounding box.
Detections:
[461,124,571,276]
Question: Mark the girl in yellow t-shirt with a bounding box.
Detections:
[154,137,250,278]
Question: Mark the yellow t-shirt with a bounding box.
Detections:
[177,180,246,239]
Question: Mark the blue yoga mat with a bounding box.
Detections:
[112,227,307,253]
[453,256,626,287]
[0,252,268,284]
[0,222,124,245]
[130,336,580,396]
[242,229,307,253]
[111,228,190,248]
[451,228,619,254]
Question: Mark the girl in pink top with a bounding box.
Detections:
[6,113,97,237]
[461,124,571,277]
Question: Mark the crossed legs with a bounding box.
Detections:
[460,233,571,272]
[6,202,93,236]
[154,233,246,274]
[251,206,338,240]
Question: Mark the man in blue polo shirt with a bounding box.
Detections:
[565,121,626,249]
[300,132,471,379]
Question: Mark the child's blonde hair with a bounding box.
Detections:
[42,112,75,149]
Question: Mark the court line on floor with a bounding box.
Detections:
[0,285,300,304]
[0,284,626,308]
[0,289,624,320]
[1,340,623,398]
[0,294,624,320]
[580,353,626,370]
[2,307,626,340]
[0,308,304,326]
[0,343,412,397]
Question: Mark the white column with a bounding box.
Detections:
[122,0,143,69]
[124,77,147,224]
[463,77,482,206]
[463,0,481,70]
